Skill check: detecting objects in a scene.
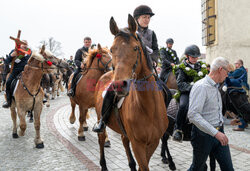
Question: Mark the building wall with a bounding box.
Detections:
[206,0,250,81]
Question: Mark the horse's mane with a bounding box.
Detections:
[30,51,45,62]
[117,28,153,71]
[85,47,110,68]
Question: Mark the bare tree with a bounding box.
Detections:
[39,37,64,57]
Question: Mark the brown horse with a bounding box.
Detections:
[68,44,112,141]
[9,46,58,148]
[94,15,169,171]
[166,72,177,90]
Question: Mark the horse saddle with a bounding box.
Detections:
[101,85,116,118]
[156,78,172,108]
[10,74,21,97]
[74,71,82,85]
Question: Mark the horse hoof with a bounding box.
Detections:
[162,158,169,164]
[51,97,55,100]
[29,118,33,123]
[101,168,108,171]
[104,140,111,148]
[12,133,19,138]
[36,142,44,149]
[46,104,50,107]
[169,163,176,170]
[78,136,85,141]
[83,127,88,131]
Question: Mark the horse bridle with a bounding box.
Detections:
[85,55,112,73]
[114,32,155,83]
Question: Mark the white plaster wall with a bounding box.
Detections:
[206,0,250,82]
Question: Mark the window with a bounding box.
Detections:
[202,0,216,46]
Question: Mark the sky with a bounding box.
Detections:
[0,0,204,59]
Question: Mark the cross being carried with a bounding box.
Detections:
[9,30,31,73]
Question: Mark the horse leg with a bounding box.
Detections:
[69,99,76,124]
[98,129,108,171]
[146,140,159,165]
[83,120,88,131]
[78,105,87,141]
[104,131,111,148]
[165,139,176,170]
[17,109,26,136]
[161,132,168,164]
[131,141,148,171]
[10,106,18,138]
[45,91,50,107]
[33,104,44,148]
[121,135,136,171]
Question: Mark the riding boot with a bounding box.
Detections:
[2,90,11,108]
[93,89,116,133]
[67,68,81,97]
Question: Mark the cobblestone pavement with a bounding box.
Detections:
[0,92,250,171]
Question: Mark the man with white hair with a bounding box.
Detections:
[188,57,235,171]
[2,40,32,108]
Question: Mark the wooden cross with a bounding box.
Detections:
[9,30,27,73]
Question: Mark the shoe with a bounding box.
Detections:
[92,120,106,133]
[233,128,244,131]
[2,101,10,108]
[173,129,183,142]
[67,89,74,97]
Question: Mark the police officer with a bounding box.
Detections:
[2,40,32,108]
[160,38,179,82]
[67,37,92,97]
[173,45,205,142]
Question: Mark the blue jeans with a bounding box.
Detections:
[238,117,246,129]
[188,126,234,171]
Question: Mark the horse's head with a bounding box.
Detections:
[109,14,153,97]
[85,43,112,72]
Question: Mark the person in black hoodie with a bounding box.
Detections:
[67,37,92,97]
[2,40,32,108]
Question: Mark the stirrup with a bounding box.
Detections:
[172,129,184,143]
[92,120,106,133]
[67,89,74,97]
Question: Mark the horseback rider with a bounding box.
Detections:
[160,38,180,83]
[172,44,208,142]
[2,40,32,108]
[92,5,172,133]
[133,5,159,64]
[67,37,92,97]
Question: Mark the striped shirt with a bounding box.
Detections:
[188,75,224,137]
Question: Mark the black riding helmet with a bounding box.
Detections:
[184,45,201,58]
[133,5,155,18]
[166,38,174,44]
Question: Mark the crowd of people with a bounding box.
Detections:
[1,4,249,171]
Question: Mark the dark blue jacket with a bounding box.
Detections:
[74,46,88,68]
[228,66,249,90]
[5,49,31,74]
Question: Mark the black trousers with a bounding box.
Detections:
[188,126,234,171]
[229,92,250,121]
[70,67,81,91]
[176,93,189,130]
[6,71,21,102]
